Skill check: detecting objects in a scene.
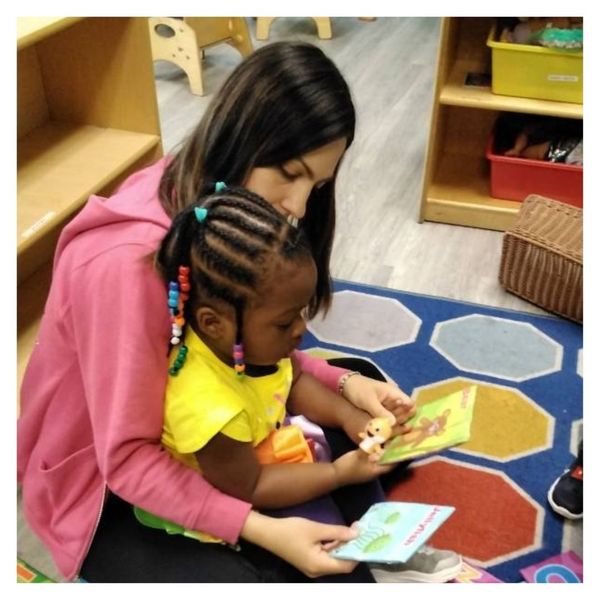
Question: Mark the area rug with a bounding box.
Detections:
[303,280,583,583]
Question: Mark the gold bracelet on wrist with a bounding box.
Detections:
[337,371,361,396]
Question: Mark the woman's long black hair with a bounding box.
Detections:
[158,41,355,316]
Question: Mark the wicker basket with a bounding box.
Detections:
[500,194,582,323]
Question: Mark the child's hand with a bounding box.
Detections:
[342,375,416,436]
[339,405,372,445]
[332,449,393,487]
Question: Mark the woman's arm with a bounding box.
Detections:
[292,350,348,392]
[292,352,415,435]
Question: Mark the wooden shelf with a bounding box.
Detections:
[441,61,583,119]
[424,153,521,231]
[17,18,163,394]
[419,17,583,231]
[17,121,160,254]
[17,18,84,49]
[17,262,52,393]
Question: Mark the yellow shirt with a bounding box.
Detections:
[163,328,292,471]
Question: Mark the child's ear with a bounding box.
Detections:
[195,306,229,340]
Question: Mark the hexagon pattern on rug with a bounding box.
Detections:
[412,378,554,462]
[430,314,563,382]
[386,456,544,566]
[307,290,421,351]
[298,282,582,581]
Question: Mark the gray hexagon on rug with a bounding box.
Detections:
[307,290,421,352]
[430,314,563,382]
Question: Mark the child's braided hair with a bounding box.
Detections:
[155,187,314,374]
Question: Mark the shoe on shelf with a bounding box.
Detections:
[369,545,462,583]
[547,443,583,520]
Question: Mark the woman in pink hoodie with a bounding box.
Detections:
[18,41,416,582]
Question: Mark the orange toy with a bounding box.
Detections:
[254,425,315,464]
[358,417,394,455]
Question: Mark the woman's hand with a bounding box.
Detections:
[342,375,416,437]
[240,511,359,578]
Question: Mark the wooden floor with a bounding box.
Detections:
[154,16,546,315]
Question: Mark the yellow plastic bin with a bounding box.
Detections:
[487,27,582,104]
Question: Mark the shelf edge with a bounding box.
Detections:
[17,17,85,50]
[422,196,520,232]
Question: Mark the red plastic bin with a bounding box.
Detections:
[486,137,582,208]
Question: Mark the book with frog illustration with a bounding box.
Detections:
[379,385,477,464]
[330,502,455,563]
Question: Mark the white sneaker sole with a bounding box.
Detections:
[371,556,463,583]
[547,478,583,520]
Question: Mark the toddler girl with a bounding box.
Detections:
[135,187,393,539]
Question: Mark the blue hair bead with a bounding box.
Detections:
[194,207,208,223]
[215,181,227,193]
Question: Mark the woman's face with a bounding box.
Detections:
[244,138,347,223]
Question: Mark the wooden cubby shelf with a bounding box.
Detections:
[419,17,583,231]
[440,62,583,119]
[17,17,84,49]
[426,152,520,231]
[17,17,163,389]
[18,122,160,255]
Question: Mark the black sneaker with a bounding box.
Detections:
[547,442,583,520]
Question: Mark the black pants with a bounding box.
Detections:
[80,358,389,582]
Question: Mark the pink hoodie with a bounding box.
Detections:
[17,157,348,580]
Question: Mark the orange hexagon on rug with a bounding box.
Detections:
[386,456,543,566]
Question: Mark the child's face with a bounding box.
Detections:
[241,258,317,366]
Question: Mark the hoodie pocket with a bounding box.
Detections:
[38,444,99,509]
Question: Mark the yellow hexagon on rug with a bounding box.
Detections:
[414,378,554,462]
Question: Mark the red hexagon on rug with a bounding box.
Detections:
[386,456,543,566]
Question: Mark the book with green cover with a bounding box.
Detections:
[330,501,455,563]
[379,385,476,464]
